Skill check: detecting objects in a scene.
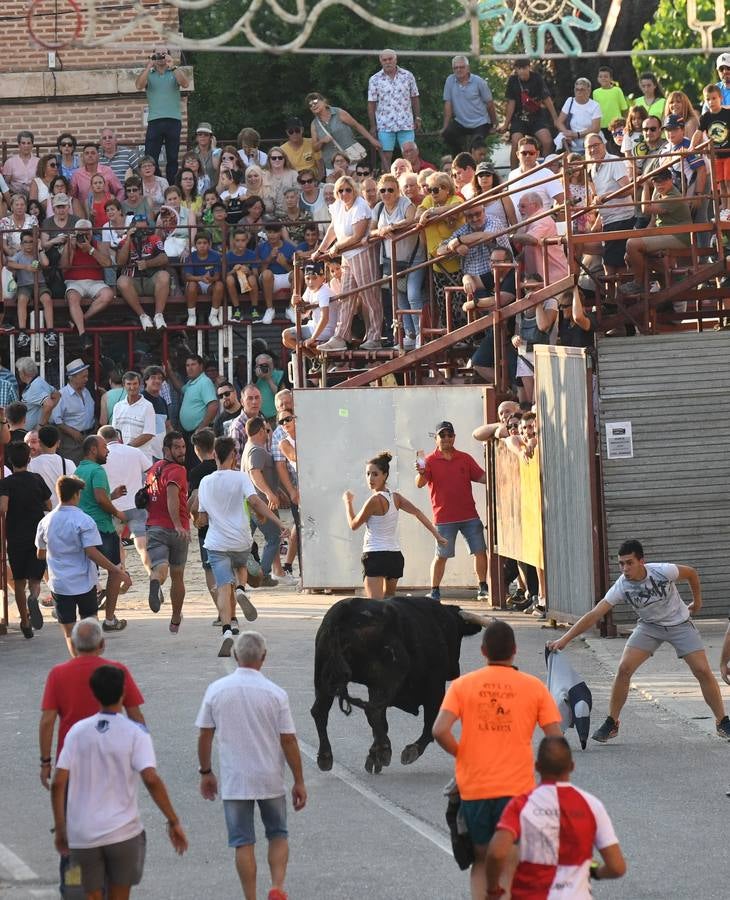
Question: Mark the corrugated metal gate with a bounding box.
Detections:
[597,332,730,620]
[535,346,601,621]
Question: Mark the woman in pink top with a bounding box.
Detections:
[3,131,39,194]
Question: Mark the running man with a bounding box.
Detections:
[547,538,730,742]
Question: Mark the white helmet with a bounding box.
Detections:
[717,52,730,69]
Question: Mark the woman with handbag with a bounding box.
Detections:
[307,92,380,175]
[372,173,425,349]
[555,78,601,154]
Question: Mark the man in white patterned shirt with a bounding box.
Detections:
[367,49,420,171]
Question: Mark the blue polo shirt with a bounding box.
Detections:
[35,504,102,595]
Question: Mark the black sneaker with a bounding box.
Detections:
[27,593,43,630]
[148,578,162,613]
[81,332,93,349]
[592,716,619,743]
[20,623,33,639]
[716,716,730,740]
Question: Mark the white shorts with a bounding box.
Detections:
[284,323,334,343]
[65,279,109,301]
[195,280,212,294]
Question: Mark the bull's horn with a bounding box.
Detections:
[459,610,495,628]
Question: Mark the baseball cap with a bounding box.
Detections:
[435,420,454,434]
[196,122,213,134]
[304,260,325,276]
[52,193,70,207]
[650,167,673,181]
[475,161,496,175]
[66,358,89,377]
[717,52,730,69]
[285,117,304,130]
[663,114,685,130]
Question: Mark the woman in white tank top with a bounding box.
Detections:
[342,450,446,599]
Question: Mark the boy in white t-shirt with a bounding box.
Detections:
[51,665,187,896]
[282,260,338,350]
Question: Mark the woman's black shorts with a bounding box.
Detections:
[361,550,405,580]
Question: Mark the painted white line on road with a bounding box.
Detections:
[29,890,58,898]
[298,740,452,856]
[0,841,38,880]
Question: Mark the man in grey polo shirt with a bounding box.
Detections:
[442,56,498,155]
[548,537,730,743]
[17,356,59,432]
[196,631,306,899]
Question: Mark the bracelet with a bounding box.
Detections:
[198,767,212,775]
[456,236,464,245]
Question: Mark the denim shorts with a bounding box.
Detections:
[118,507,148,538]
[223,796,288,847]
[207,548,250,587]
[377,129,415,152]
[436,518,486,558]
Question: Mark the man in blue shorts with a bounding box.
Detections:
[367,49,420,172]
[548,538,730,742]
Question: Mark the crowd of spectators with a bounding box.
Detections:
[0,49,726,403]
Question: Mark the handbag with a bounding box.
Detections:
[316,118,367,163]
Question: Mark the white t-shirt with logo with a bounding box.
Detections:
[198,469,257,552]
[603,562,689,625]
[57,712,156,849]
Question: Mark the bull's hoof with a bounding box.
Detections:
[380,746,392,767]
[365,752,382,774]
[401,743,422,765]
[317,752,333,771]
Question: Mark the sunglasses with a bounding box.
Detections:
[356,169,371,176]
[337,187,354,194]
[518,150,537,155]
[286,128,302,134]
[60,141,74,147]
[217,390,232,398]
[279,415,296,424]
[47,161,58,167]
[428,186,443,194]
[437,430,455,437]
[270,155,285,161]
[379,187,396,194]
[298,178,314,185]
[126,187,140,192]
[222,155,236,161]
[642,126,659,132]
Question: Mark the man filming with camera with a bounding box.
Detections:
[60,219,114,350]
[253,353,286,423]
[135,46,189,183]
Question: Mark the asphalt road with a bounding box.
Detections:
[1,585,730,900]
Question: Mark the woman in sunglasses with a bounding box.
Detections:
[417,171,464,327]
[373,173,424,349]
[343,450,446,600]
[215,145,245,194]
[470,163,517,230]
[265,146,299,218]
[30,154,61,220]
[55,132,80,181]
[306,91,379,175]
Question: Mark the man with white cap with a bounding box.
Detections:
[714,52,730,106]
[59,218,114,349]
[52,359,96,464]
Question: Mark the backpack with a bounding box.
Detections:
[135,459,170,509]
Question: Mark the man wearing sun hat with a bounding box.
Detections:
[415,420,489,602]
[194,122,221,185]
[51,359,96,464]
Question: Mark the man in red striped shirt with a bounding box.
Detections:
[486,736,626,898]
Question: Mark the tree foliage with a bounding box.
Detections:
[632,0,728,104]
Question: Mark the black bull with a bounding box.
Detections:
[311,596,487,774]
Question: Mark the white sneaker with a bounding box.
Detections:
[218,630,234,657]
[208,308,221,327]
[262,307,275,325]
[286,307,297,324]
[139,314,154,331]
[359,338,382,350]
[154,312,167,330]
[186,309,197,327]
[317,336,347,352]
[235,586,258,622]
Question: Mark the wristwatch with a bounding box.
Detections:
[198,767,212,775]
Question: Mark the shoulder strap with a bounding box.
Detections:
[316,117,345,155]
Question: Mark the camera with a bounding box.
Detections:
[150,53,166,61]
[258,364,269,374]
[76,232,88,243]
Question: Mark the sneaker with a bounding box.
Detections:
[20,623,33,639]
[208,308,221,327]
[532,604,547,619]
[508,588,526,608]
[169,615,183,634]
[81,332,93,349]
[16,331,30,348]
[286,307,297,324]
[268,890,288,900]
[230,617,240,635]
[403,335,416,349]
[186,310,197,327]
[139,313,154,331]
[231,307,242,321]
[44,331,58,348]
[619,280,643,296]
[102,617,128,632]
[359,338,382,350]
[212,617,222,627]
[148,578,162,613]
[154,312,167,330]
[259,573,279,588]
[218,630,234,657]
[262,307,275,325]
[317,336,347,352]
[476,584,489,601]
[427,587,441,602]
[0,321,14,332]
[236,586,258,621]
[27,593,43,630]
[716,716,730,739]
[251,308,262,322]
[592,716,619,743]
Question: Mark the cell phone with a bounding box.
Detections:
[416,450,426,470]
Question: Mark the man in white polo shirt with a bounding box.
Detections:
[196,631,306,900]
[111,371,157,466]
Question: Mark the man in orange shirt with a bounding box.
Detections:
[433,620,562,900]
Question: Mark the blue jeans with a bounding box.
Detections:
[250,514,281,575]
[145,116,181,182]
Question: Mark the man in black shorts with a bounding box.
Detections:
[0,441,52,638]
[36,475,131,656]
[499,59,558,166]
